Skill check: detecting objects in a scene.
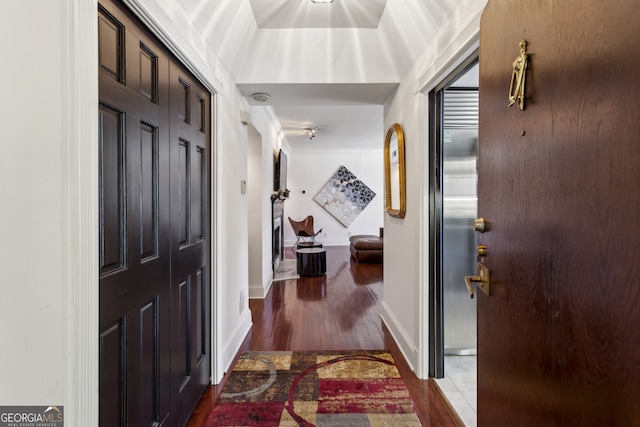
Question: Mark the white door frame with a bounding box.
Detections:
[415,12,482,379]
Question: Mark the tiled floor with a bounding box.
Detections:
[435,355,477,427]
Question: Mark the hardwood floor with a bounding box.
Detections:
[186,246,463,426]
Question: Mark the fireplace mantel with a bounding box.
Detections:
[271,197,286,271]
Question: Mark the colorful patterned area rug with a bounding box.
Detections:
[205,350,423,426]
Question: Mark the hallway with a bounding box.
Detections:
[186,246,464,426]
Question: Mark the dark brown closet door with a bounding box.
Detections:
[98,2,171,425]
[169,61,211,427]
[98,1,211,425]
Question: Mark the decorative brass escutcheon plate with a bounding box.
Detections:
[476,263,490,296]
[464,263,491,298]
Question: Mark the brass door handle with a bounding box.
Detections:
[464,263,491,298]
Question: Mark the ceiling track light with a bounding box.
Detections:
[307,127,318,140]
[251,92,270,103]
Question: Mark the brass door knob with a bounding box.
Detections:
[473,218,487,233]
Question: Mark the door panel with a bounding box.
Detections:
[178,140,190,246]
[478,1,640,425]
[139,122,159,261]
[127,297,162,427]
[98,104,125,276]
[99,321,125,426]
[170,62,211,427]
[98,3,171,425]
[98,10,123,82]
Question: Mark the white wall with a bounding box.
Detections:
[380,0,487,375]
[380,78,423,371]
[0,0,66,406]
[285,150,384,247]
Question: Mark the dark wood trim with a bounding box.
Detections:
[429,379,466,427]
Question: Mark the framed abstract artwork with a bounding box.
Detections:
[314,166,376,227]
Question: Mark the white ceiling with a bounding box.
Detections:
[238,83,397,150]
[176,0,472,151]
[248,0,389,29]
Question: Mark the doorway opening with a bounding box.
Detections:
[247,124,264,289]
[429,53,479,425]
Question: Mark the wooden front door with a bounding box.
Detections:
[477,1,640,425]
[98,1,211,425]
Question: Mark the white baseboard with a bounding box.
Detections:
[218,309,252,383]
[249,277,272,299]
[380,301,419,373]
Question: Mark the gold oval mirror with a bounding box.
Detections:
[384,123,406,218]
